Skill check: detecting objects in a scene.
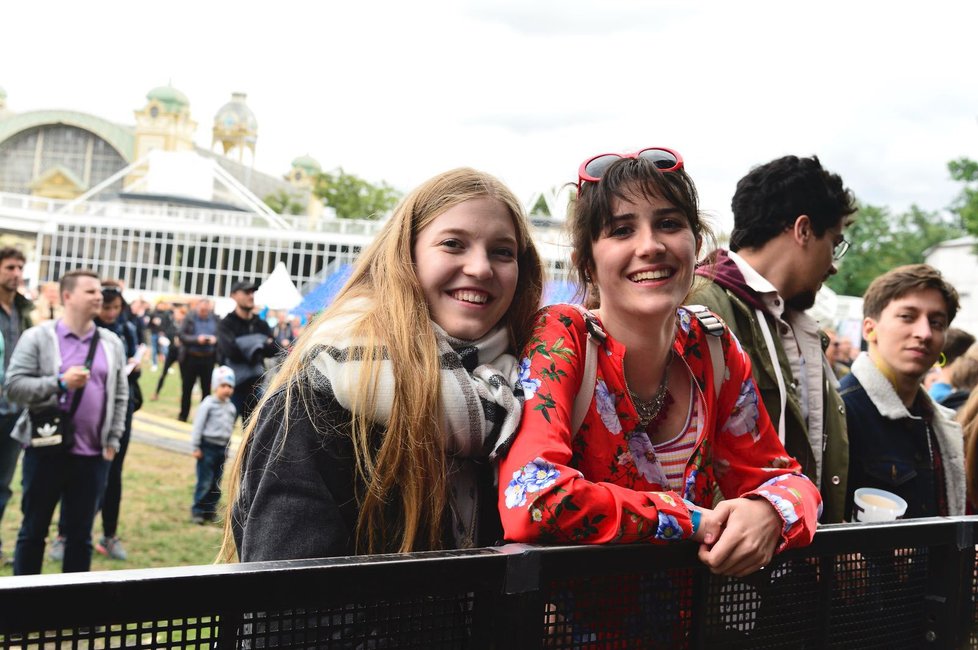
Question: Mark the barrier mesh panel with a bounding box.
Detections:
[0,617,220,650]
[972,550,978,648]
[236,593,477,649]
[827,547,928,649]
[540,568,694,648]
[700,558,821,648]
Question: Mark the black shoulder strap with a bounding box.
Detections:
[67,328,100,417]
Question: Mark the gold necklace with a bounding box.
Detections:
[627,351,673,427]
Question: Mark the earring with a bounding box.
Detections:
[938,352,948,367]
[584,271,592,284]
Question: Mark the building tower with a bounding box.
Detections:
[212,92,258,165]
[286,155,325,220]
[128,84,197,188]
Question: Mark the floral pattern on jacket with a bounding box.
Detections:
[498,304,821,550]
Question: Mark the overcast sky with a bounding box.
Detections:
[3,0,977,234]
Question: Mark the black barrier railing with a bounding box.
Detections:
[0,517,976,649]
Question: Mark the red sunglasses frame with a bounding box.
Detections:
[577,146,684,190]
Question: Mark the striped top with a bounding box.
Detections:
[652,382,702,492]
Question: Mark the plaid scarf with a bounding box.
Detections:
[308,303,523,546]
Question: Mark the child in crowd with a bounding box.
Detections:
[191,366,237,524]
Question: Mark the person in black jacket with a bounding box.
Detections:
[177,299,219,422]
[217,281,277,425]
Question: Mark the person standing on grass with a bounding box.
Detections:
[5,269,128,575]
[217,281,277,425]
[91,282,140,561]
[149,301,175,371]
[48,280,141,563]
[177,299,219,422]
[190,366,237,525]
[0,248,33,564]
[151,305,184,401]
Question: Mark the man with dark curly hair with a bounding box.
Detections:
[692,155,857,523]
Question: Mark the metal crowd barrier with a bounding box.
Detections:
[0,517,976,649]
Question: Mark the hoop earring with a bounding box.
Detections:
[938,352,948,367]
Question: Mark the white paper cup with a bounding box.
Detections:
[853,487,908,522]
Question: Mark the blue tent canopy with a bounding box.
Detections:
[292,269,580,319]
[290,264,354,317]
[542,280,579,306]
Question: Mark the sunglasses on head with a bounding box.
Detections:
[577,147,684,191]
[101,286,122,297]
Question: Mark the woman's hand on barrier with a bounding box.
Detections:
[688,505,723,545]
[696,497,781,578]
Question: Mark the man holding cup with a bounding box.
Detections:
[840,264,965,520]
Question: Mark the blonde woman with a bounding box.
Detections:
[221,168,543,561]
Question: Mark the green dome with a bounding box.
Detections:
[146,85,189,113]
[291,155,321,176]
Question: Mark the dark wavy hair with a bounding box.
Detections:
[570,157,713,306]
[729,155,856,252]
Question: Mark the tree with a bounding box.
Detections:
[948,157,978,238]
[313,168,401,220]
[263,190,305,215]
[529,193,550,217]
[827,202,963,297]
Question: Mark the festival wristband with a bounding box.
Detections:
[683,499,701,535]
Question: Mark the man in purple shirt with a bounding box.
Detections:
[5,269,128,574]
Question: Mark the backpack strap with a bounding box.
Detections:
[563,304,606,435]
[683,305,725,399]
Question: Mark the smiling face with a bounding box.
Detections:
[589,189,699,325]
[865,288,949,385]
[412,197,519,341]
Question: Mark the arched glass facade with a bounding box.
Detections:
[0,124,127,194]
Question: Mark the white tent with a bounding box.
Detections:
[254,262,303,310]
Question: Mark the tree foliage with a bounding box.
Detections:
[948,157,978,238]
[263,189,305,215]
[313,168,401,220]
[827,202,963,297]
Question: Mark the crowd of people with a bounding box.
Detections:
[0,258,299,573]
[0,150,976,608]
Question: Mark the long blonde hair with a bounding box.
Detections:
[219,167,543,560]
[959,388,978,510]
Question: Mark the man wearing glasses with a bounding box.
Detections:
[691,155,857,524]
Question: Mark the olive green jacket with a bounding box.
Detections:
[690,281,849,523]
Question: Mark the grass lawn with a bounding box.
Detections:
[0,364,230,576]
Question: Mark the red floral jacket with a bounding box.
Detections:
[498,304,821,551]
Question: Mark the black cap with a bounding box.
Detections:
[230,280,258,293]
